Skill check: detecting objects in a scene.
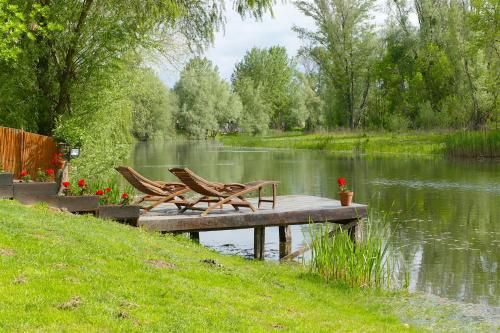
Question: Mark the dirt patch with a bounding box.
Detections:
[144,259,176,269]
[53,262,67,269]
[121,300,139,308]
[57,296,82,310]
[0,248,15,256]
[201,259,223,268]
[117,311,130,319]
[272,324,285,330]
[13,276,26,284]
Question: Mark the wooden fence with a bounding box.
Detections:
[0,126,58,178]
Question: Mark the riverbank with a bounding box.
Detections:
[1,200,495,332]
[218,130,500,157]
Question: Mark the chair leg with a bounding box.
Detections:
[272,183,277,209]
[144,188,190,211]
[179,196,205,213]
[258,187,262,208]
[201,195,256,217]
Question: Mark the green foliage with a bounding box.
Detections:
[232,46,309,130]
[175,57,242,138]
[444,130,500,158]
[234,78,271,135]
[295,0,376,128]
[292,0,499,131]
[308,215,404,289]
[130,67,178,141]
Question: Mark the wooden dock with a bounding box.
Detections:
[138,195,367,260]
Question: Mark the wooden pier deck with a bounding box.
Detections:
[138,195,367,259]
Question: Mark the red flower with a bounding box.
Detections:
[77,179,85,187]
[20,170,28,177]
[95,189,104,196]
[105,187,112,193]
[46,168,55,175]
[337,178,346,187]
[121,193,129,199]
[62,181,70,188]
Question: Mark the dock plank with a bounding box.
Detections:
[138,195,367,232]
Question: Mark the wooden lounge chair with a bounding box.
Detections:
[115,166,190,212]
[169,167,278,216]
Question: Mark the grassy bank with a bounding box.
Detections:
[1,201,497,332]
[0,200,413,332]
[218,130,500,157]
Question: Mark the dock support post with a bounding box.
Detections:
[254,226,265,260]
[278,226,292,259]
[347,218,363,243]
[189,232,200,243]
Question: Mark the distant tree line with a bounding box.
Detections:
[0,0,498,143]
[174,0,499,138]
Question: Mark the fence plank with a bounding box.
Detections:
[0,126,58,178]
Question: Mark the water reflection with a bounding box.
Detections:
[129,140,500,306]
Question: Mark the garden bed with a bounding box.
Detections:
[13,181,58,205]
[0,172,13,199]
[55,195,99,213]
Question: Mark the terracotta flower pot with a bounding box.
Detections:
[339,191,353,206]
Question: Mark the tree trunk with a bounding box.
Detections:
[52,0,94,123]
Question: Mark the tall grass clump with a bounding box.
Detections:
[444,130,500,158]
[307,214,407,290]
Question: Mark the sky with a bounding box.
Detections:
[156,1,393,87]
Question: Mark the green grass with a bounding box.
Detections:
[218,131,448,156]
[1,200,495,332]
[444,130,500,158]
[0,200,417,332]
[308,216,406,290]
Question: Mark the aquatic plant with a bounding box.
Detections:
[444,130,500,158]
[307,213,407,290]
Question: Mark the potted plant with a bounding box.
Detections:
[97,188,140,225]
[337,177,353,207]
[0,162,14,199]
[13,169,58,204]
[54,178,99,213]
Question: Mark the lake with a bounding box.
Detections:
[130,140,499,306]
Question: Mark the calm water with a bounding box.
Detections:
[130,140,500,306]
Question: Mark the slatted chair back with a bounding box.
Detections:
[115,166,167,196]
[169,167,224,197]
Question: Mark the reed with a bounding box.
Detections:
[307,213,407,290]
[444,130,500,158]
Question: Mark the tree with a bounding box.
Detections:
[175,57,242,138]
[295,0,377,129]
[232,46,297,129]
[1,0,274,135]
[236,78,271,134]
[131,68,178,141]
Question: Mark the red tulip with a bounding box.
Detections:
[77,179,85,187]
[95,189,104,196]
[46,168,55,175]
[20,170,28,177]
[62,181,70,188]
[337,177,346,187]
[105,187,112,193]
[121,193,129,199]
